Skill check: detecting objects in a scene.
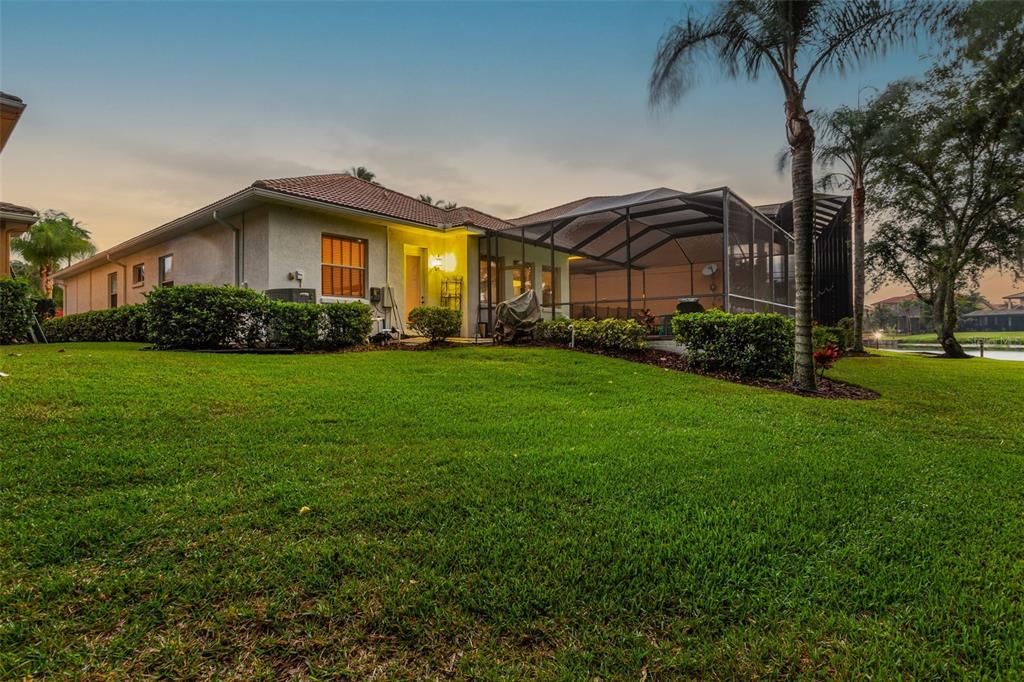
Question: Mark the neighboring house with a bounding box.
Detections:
[0,92,38,277]
[53,174,851,337]
[871,293,926,334]
[960,292,1024,331]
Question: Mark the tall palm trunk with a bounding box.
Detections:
[851,183,866,353]
[787,96,817,391]
[40,263,54,298]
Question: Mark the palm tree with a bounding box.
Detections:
[11,211,96,297]
[418,194,459,210]
[649,0,941,391]
[814,99,890,353]
[346,166,377,183]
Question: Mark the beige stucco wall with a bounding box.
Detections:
[60,209,269,315]
[57,201,487,336]
[265,204,480,336]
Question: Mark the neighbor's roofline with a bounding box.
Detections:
[54,186,485,280]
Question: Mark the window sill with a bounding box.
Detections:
[132,283,145,289]
[320,295,369,304]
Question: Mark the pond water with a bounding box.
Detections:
[888,344,1024,362]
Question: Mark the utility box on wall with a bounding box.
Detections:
[265,288,317,303]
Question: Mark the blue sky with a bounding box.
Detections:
[2,0,957,298]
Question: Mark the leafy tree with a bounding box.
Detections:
[865,17,1024,357]
[649,0,940,391]
[346,166,377,183]
[11,211,95,298]
[418,194,435,205]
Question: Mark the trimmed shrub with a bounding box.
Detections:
[813,324,847,353]
[322,301,373,348]
[146,285,270,349]
[535,317,648,352]
[268,302,324,351]
[268,301,373,350]
[42,305,150,343]
[0,278,35,344]
[408,306,461,343]
[672,309,794,379]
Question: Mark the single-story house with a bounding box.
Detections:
[53,173,853,337]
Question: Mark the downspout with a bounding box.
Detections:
[213,210,243,287]
[106,254,128,307]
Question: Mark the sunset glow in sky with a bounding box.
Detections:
[1,1,1018,302]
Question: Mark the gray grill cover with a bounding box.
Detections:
[493,289,541,342]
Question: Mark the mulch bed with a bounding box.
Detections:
[524,342,879,400]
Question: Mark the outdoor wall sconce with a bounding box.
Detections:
[430,254,456,272]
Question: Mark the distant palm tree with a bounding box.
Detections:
[11,211,96,297]
[649,0,942,391]
[346,166,377,183]
[814,101,890,353]
[418,194,458,210]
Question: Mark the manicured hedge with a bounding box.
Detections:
[535,317,648,352]
[268,301,372,351]
[42,305,150,343]
[0,278,35,344]
[38,285,373,351]
[672,309,794,379]
[146,285,270,349]
[814,323,849,352]
[408,306,462,343]
[148,285,373,350]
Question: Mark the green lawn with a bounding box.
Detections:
[896,330,1024,344]
[2,344,1023,679]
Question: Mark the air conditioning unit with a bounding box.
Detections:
[264,288,316,303]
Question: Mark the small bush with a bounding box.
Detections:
[42,305,150,343]
[268,301,373,350]
[813,324,848,353]
[146,285,270,349]
[0,278,35,344]
[836,317,856,349]
[814,343,841,379]
[535,317,648,352]
[33,297,57,320]
[408,306,461,343]
[672,309,794,379]
[322,301,373,348]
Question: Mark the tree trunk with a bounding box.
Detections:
[787,96,817,391]
[41,263,54,299]
[933,280,968,358]
[851,183,866,353]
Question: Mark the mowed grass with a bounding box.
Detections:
[897,330,1024,344]
[1,344,1023,679]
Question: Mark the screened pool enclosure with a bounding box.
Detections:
[477,187,851,336]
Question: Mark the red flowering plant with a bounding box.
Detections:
[813,343,841,379]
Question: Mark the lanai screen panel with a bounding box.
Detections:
[726,195,794,314]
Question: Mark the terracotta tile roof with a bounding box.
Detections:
[0,201,36,216]
[873,294,919,305]
[252,173,514,231]
[507,196,608,227]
